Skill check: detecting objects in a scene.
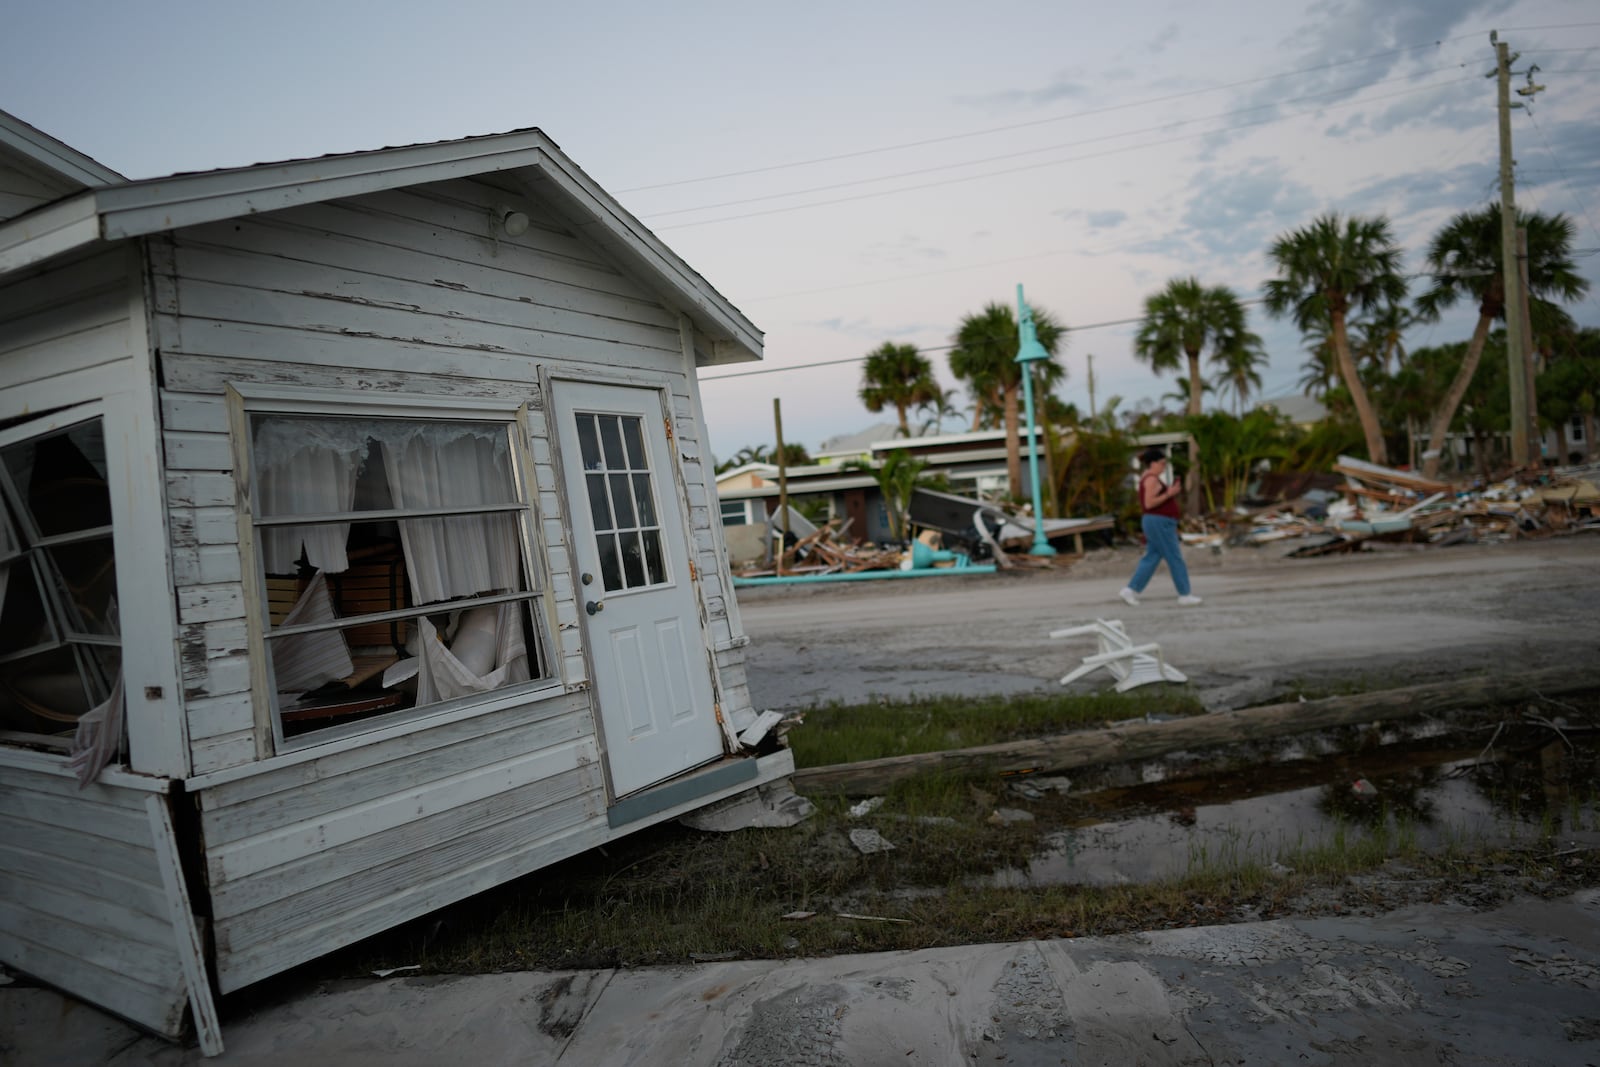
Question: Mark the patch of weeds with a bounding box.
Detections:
[788,689,1205,768]
[1266,669,1443,704]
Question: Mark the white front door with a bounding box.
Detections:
[552,381,723,797]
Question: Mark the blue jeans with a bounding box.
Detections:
[1128,514,1191,596]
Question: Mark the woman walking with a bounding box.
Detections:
[1119,448,1202,606]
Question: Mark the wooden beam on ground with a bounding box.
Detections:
[790,665,1600,795]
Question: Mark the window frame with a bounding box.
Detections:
[0,401,119,752]
[227,384,556,754]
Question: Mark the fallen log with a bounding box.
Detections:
[790,664,1600,795]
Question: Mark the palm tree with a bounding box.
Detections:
[1162,376,1212,409]
[1354,302,1415,374]
[1133,277,1259,417]
[1297,327,1338,398]
[1217,344,1268,416]
[859,342,939,437]
[1415,205,1589,478]
[1264,213,1407,465]
[914,386,964,437]
[948,302,1066,496]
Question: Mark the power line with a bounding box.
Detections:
[617,33,1487,197]
[657,76,1480,231]
[701,312,1192,383]
[1524,109,1600,248]
[705,265,1528,385]
[646,65,1475,222]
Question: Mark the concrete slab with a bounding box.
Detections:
[8,891,1600,1064]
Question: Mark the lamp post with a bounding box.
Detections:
[1015,284,1055,557]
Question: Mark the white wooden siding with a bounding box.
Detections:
[152,174,720,773]
[0,247,132,423]
[0,761,192,1037]
[150,173,759,996]
[200,694,604,991]
[0,159,73,222]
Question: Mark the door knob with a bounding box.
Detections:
[586,599,604,615]
[581,572,594,585]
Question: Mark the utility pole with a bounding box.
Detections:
[773,397,789,573]
[1517,226,1541,462]
[1493,34,1529,467]
[1086,353,1096,424]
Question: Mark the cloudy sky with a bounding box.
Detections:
[6,1,1598,461]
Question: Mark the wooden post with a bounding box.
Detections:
[774,398,789,575]
[1496,39,1529,467]
[1518,226,1541,464]
[790,664,1600,795]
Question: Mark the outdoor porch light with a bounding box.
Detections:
[494,206,530,237]
[1015,283,1055,557]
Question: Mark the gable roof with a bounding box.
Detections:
[0,127,760,364]
[0,109,125,191]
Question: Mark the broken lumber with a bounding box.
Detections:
[789,664,1600,795]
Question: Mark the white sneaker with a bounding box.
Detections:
[1118,587,1140,606]
[1178,594,1203,606]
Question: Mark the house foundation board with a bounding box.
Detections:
[0,114,786,1055]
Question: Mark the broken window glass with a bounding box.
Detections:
[249,414,549,740]
[0,419,121,747]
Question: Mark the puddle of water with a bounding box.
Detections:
[989,736,1600,889]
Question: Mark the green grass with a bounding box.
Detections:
[787,689,1207,768]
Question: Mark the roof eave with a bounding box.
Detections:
[0,110,125,188]
[0,193,102,275]
[0,129,762,362]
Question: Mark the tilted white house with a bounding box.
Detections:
[0,115,782,1053]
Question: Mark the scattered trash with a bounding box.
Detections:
[737,709,784,748]
[1351,778,1379,796]
[781,910,817,921]
[1052,618,1186,692]
[1240,456,1600,556]
[372,965,422,978]
[849,827,897,853]
[987,807,1036,825]
[835,912,913,924]
[679,781,816,832]
[848,796,885,818]
[1267,862,1295,879]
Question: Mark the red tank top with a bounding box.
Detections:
[1140,473,1180,518]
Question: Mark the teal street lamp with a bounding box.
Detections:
[1015,284,1055,557]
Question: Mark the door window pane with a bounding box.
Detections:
[574,411,668,593]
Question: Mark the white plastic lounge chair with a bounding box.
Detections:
[1050,618,1187,692]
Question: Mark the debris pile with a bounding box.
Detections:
[1236,456,1600,557]
[737,519,909,577]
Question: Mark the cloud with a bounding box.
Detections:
[861,234,947,264]
[809,316,941,342]
[958,72,1091,111]
[1207,0,1499,153]
[1176,160,1319,260]
[1146,23,1180,56]
[1055,207,1129,230]
[1333,158,1500,247]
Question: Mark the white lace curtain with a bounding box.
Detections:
[254,414,526,701]
[378,426,521,605]
[253,419,521,605]
[253,419,366,573]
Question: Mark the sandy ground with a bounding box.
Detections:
[736,535,1600,712]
